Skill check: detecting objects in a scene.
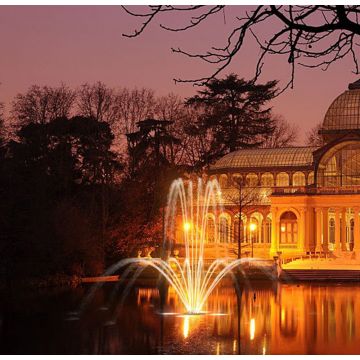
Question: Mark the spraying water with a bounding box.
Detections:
[76,178,270,316]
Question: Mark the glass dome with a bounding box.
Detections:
[322,80,360,131]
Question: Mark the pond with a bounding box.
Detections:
[1,281,360,354]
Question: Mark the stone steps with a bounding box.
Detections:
[280,269,360,282]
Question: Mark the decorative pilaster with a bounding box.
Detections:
[322,207,329,253]
[270,207,278,256]
[353,207,360,254]
[335,208,341,253]
[315,208,322,253]
[341,208,347,251]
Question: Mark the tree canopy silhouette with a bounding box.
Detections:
[185,74,277,166]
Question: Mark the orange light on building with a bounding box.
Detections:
[183,222,191,232]
[249,223,257,232]
[281,224,286,233]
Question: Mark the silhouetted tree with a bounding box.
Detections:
[306,122,325,147]
[11,84,76,125]
[1,115,120,279]
[261,115,299,148]
[185,74,277,165]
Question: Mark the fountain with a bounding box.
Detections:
[76,177,267,316]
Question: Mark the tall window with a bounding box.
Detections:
[219,174,228,188]
[206,216,215,243]
[276,172,290,187]
[292,171,306,186]
[308,171,315,185]
[329,218,335,248]
[317,142,360,187]
[246,173,258,187]
[280,211,298,244]
[219,215,230,243]
[261,172,274,187]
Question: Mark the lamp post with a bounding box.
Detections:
[249,222,257,258]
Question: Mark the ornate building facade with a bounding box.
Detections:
[204,80,360,260]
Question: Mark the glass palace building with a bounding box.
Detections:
[204,79,360,259]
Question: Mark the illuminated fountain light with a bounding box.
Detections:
[77,177,271,316]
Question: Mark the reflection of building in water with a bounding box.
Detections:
[131,284,360,354]
[175,80,360,261]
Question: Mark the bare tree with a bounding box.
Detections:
[76,82,119,123]
[122,6,360,89]
[261,115,299,148]
[0,101,6,144]
[11,84,76,125]
[222,179,265,258]
[306,121,325,147]
[115,87,157,134]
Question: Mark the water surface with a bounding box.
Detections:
[1,281,359,354]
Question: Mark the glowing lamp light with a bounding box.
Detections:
[183,222,191,232]
[249,223,257,232]
[281,224,286,233]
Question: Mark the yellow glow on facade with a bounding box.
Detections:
[183,222,191,232]
[280,224,286,233]
[250,318,255,340]
[249,223,257,232]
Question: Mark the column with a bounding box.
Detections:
[335,208,341,253]
[270,207,278,256]
[315,208,322,253]
[353,207,360,254]
[341,208,347,251]
[298,208,306,253]
[263,216,268,244]
[322,208,329,253]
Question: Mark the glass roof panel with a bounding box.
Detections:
[211,147,317,170]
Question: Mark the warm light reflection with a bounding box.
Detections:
[249,223,257,232]
[281,224,286,233]
[250,318,256,340]
[183,315,190,339]
[131,284,360,354]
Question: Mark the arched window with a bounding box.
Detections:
[246,173,258,187]
[219,215,230,243]
[234,214,247,243]
[232,173,243,186]
[280,211,298,244]
[276,172,290,187]
[248,215,260,244]
[307,171,314,185]
[261,172,274,187]
[292,171,306,186]
[219,174,228,188]
[263,215,272,243]
[317,142,360,187]
[206,215,216,243]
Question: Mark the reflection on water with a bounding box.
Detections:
[1,282,360,354]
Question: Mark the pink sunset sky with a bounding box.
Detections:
[0,5,358,143]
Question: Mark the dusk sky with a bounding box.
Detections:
[0,5,358,143]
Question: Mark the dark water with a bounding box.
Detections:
[1,280,360,354]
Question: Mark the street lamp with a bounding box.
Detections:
[249,222,257,258]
